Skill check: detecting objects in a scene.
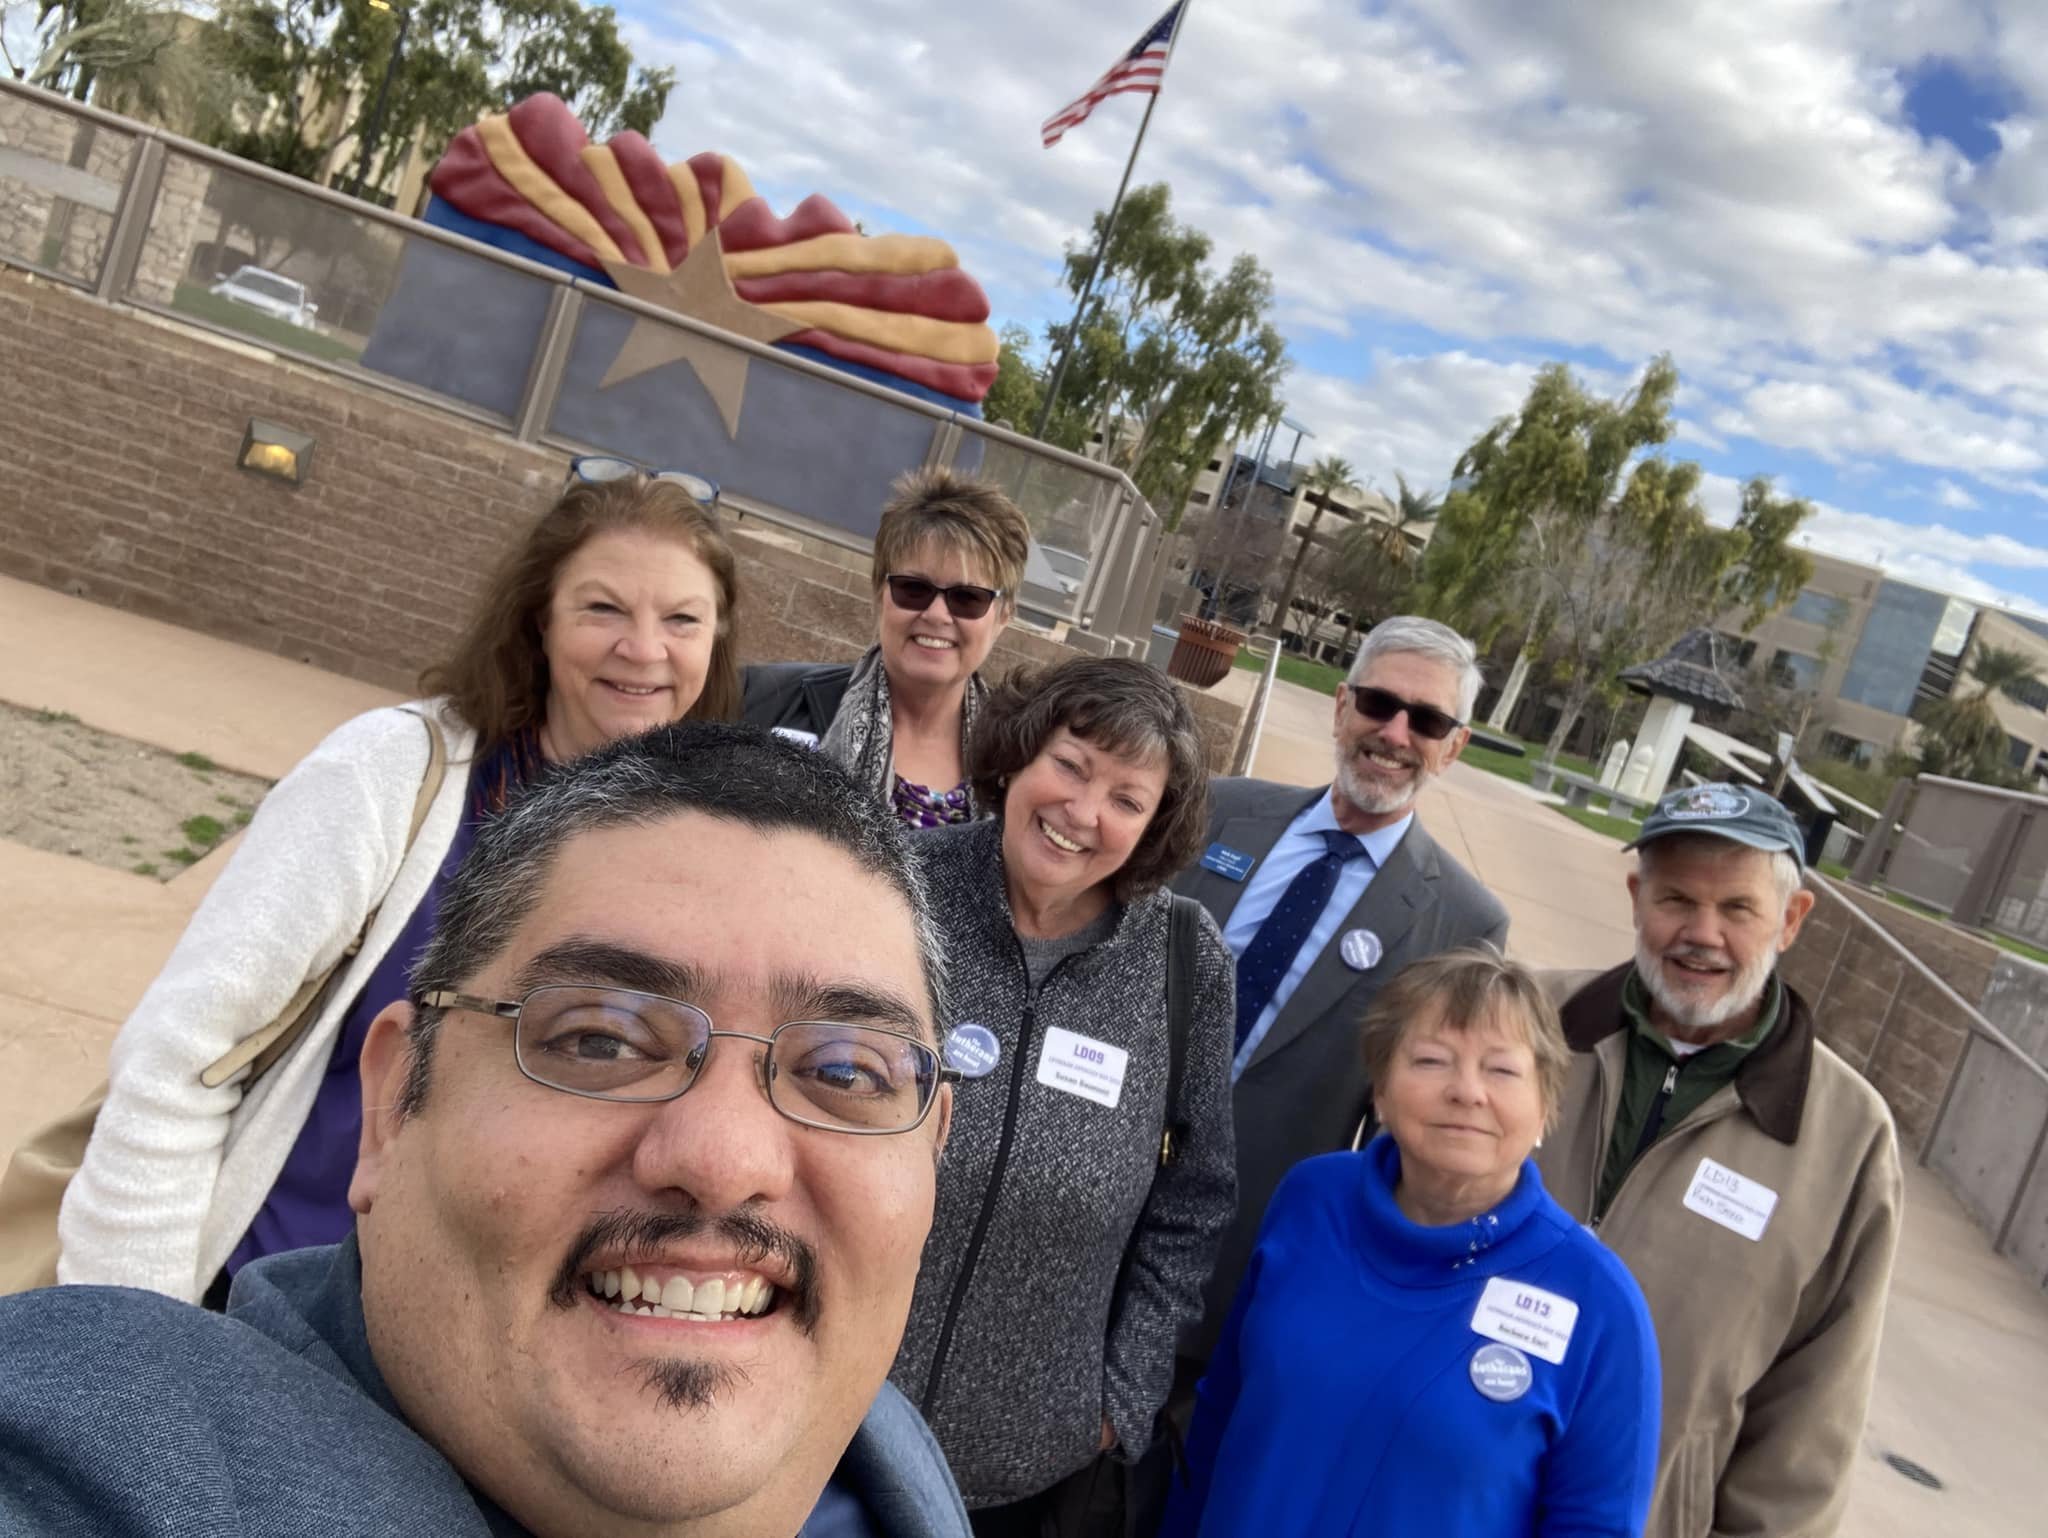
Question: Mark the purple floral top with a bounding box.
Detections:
[892,773,974,830]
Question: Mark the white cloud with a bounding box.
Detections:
[610,0,2048,605]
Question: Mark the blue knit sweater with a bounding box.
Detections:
[1162,1141,1660,1538]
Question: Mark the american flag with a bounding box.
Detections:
[1041,3,1185,148]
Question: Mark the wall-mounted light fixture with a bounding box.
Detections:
[238,419,314,485]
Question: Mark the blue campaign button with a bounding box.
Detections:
[943,1023,1001,1079]
[1201,843,1256,883]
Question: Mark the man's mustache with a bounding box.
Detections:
[550,1205,821,1335]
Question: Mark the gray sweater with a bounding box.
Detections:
[892,818,1238,1508]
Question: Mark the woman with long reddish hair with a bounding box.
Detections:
[57,458,741,1304]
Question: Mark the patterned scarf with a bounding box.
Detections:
[819,645,988,818]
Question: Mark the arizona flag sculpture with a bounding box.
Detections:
[418,92,999,432]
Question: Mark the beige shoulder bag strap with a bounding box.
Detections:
[199,712,448,1089]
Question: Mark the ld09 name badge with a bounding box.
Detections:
[1469,1343,1533,1402]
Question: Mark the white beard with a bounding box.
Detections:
[1634,935,1778,1035]
[1334,741,1429,816]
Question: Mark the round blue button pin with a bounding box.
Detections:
[943,1023,1001,1079]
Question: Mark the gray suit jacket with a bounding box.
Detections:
[1170,777,1511,1361]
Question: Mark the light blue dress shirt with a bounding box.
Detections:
[1221,793,1413,1080]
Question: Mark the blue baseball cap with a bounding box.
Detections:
[1623,783,1807,869]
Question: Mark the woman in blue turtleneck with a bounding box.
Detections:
[1162,949,1660,1538]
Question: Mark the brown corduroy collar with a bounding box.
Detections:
[1559,962,1815,1146]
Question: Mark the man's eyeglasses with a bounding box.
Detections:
[883,574,1004,621]
[417,984,956,1135]
[568,454,720,510]
[1348,684,1465,742]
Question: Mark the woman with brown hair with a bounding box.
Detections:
[742,464,1032,828]
[57,458,741,1303]
[889,656,1238,1532]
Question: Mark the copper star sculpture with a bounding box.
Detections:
[599,228,804,438]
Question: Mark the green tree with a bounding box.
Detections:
[1040,183,1288,525]
[1269,454,1358,644]
[205,0,673,197]
[1329,473,1437,662]
[1914,643,2046,785]
[1422,358,1812,763]
[16,0,246,123]
[982,322,1041,432]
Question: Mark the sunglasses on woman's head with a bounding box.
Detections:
[883,573,1004,621]
[1348,684,1464,742]
[567,454,720,509]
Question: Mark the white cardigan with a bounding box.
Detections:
[58,700,478,1301]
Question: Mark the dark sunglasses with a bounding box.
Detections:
[1348,684,1465,742]
[883,573,1004,621]
[568,454,719,509]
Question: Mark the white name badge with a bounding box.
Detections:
[1470,1277,1579,1365]
[1034,1026,1129,1109]
[1682,1156,1779,1241]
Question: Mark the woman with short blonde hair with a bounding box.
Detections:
[1164,947,1662,1538]
[743,465,1031,827]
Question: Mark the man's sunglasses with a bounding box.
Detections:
[568,454,719,509]
[1348,684,1465,742]
[883,573,1005,621]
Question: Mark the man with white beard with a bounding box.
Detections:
[1537,783,1902,1538]
[1170,616,1508,1370]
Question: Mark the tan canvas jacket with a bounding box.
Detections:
[1535,965,1903,1538]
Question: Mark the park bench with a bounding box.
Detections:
[1527,764,1657,822]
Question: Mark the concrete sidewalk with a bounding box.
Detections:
[0,574,398,1155]
[3,588,2044,1532]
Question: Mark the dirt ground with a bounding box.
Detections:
[0,702,272,881]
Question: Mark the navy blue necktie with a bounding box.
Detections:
[1234,830,1367,1050]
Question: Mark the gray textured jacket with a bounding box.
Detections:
[892,819,1237,1508]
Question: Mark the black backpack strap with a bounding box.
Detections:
[1159,895,1201,1167]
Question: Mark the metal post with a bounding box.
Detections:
[93,135,165,302]
[513,285,581,443]
[922,418,963,471]
[1033,97,1164,442]
[1920,1030,1972,1167]
[1073,484,1138,631]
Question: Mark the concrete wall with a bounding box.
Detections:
[1779,880,1978,1150]
[0,268,1247,764]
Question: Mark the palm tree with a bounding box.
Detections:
[1268,455,1360,650]
[1914,642,2045,784]
[1331,473,1440,661]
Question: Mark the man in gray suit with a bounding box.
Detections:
[1173,614,1510,1362]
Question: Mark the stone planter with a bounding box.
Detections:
[1166,614,1246,689]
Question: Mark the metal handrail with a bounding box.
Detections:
[1810,873,2048,1259]
[1813,873,2048,1098]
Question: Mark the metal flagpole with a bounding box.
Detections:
[1031,3,1191,441]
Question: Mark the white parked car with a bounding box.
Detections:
[208,265,319,328]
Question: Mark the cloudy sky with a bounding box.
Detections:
[590,5,2048,612]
